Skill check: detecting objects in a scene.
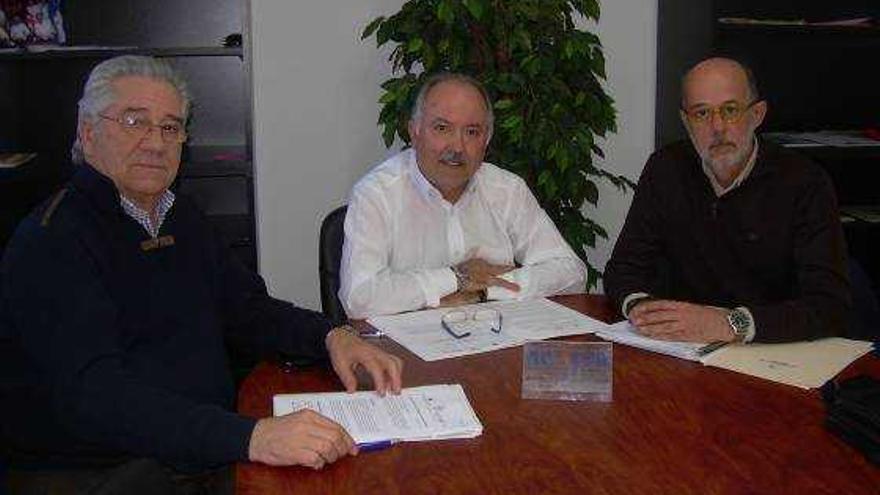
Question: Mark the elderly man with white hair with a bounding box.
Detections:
[1,55,402,494]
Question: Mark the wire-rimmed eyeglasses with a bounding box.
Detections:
[441,308,502,339]
[681,100,758,125]
[99,111,187,144]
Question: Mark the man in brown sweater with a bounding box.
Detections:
[604,57,850,344]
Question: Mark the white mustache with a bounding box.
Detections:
[439,150,466,166]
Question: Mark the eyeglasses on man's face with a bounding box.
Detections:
[99,110,187,144]
[441,308,502,339]
[682,100,758,125]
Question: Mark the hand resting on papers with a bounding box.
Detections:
[629,299,734,343]
[248,409,358,469]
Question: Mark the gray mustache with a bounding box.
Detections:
[439,150,466,165]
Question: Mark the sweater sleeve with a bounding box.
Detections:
[3,227,255,472]
[604,154,666,313]
[214,233,332,363]
[748,170,852,343]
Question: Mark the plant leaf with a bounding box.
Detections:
[463,0,486,20]
[407,37,424,53]
[437,0,455,25]
[362,16,385,40]
[494,99,514,110]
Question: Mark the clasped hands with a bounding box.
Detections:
[249,326,403,470]
[628,299,735,344]
[441,258,521,307]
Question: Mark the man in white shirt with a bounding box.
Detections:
[340,73,587,319]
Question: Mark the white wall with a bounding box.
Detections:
[251,1,657,309]
[251,1,403,309]
[586,1,658,291]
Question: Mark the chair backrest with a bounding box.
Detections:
[319,205,348,326]
[848,257,879,341]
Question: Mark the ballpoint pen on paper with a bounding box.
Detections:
[696,341,728,356]
[358,328,385,339]
[357,439,399,452]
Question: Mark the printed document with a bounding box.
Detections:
[598,321,874,389]
[701,338,875,389]
[597,321,710,361]
[273,384,483,444]
[367,298,609,361]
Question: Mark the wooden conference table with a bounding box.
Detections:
[236,294,879,494]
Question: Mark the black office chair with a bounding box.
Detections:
[848,257,879,342]
[319,205,348,326]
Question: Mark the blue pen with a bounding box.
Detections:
[357,439,398,452]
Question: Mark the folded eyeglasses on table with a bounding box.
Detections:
[441,308,503,339]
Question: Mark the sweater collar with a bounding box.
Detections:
[71,163,125,215]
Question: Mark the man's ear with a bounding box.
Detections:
[751,100,768,129]
[407,119,418,141]
[80,119,97,159]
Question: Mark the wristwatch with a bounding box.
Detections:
[451,264,470,291]
[726,307,752,342]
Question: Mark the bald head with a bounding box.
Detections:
[681,57,759,109]
[678,57,767,186]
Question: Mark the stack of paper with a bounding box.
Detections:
[0,152,37,169]
[367,298,609,361]
[597,321,712,361]
[273,384,482,444]
[597,321,875,389]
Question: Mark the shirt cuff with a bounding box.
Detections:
[622,292,652,318]
[416,268,459,308]
[486,271,526,301]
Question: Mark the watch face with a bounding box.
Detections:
[728,309,751,335]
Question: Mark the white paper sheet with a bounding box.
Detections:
[367,298,609,361]
[273,384,483,444]
[596,320,710,361]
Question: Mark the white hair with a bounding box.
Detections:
[410,72,494,137]
[71,55,192,164]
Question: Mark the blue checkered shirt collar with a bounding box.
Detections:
[119,190,175,238]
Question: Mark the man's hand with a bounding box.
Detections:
[455,258,520,293]
[439,290,483,308]
[248,410,357,469]
[326,326,403,396]
[629,299,733,343]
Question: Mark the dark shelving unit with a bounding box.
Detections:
[0,46,242,60]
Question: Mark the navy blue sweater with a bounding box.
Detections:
[0,164,331,472]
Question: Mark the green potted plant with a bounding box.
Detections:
[363,0,631,289]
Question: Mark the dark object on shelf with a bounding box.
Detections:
[0,0,66,48]
[222,33,241,48]
[822,375,880,465]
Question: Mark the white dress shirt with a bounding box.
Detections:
[340,149,587,318]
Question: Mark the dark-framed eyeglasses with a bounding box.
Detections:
[98,111,187,144]
[441,308,502,339]
[682,100,759,125]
